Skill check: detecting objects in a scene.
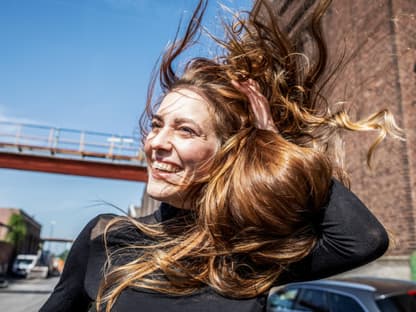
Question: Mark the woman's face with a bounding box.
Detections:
[144,88,219,208]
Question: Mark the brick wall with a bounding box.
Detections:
[323,0,416,256]
[267,0,416,256]
[0,208,16,240]
[391,0,416,254]
[0,208,42,254]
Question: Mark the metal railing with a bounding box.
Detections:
[0,120,145,164]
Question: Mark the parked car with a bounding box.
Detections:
[266,276,416,312]
[12,254,38,277]
[12,253,50,278]
[0,276,8,288]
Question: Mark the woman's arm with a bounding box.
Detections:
[39,215,107,312]
[282,179,389,283]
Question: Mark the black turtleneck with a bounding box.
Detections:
[40,180,388,312]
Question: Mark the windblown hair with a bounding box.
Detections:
[96,0,402,310]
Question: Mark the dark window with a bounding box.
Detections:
[327,292,364,312]
[15,259,34,265]
[295,289,328,312]
[376,294,416,312]
[267,288,300,310]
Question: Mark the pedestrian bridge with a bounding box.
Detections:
[0,121,147,182]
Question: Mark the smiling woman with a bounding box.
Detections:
[145,89,219,208]
[40,0,402,311]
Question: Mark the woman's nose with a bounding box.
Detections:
[149,128,172,151]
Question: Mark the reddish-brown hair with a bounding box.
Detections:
[97,1,402,310]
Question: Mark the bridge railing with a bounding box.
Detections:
[0,120,145,163]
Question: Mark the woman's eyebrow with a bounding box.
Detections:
[151,114,163,122]
[173,117,203,133]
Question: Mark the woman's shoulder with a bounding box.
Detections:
[87,211,159,246]
[88,213,119,241]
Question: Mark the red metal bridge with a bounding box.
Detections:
[0,121,147,182]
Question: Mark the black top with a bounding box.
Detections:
[40,180,389,312]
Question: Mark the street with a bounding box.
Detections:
[0,276,59,312]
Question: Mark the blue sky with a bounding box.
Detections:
[0,0,252,253]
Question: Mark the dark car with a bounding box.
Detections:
[266,276,416,312]
[0,274,8,288]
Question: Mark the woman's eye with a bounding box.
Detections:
[150,121,162,129]
[179,127,196,136]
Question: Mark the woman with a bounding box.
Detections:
[41,0,402,311]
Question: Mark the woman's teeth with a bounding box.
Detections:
[152,161,180,173]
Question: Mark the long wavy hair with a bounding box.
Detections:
[96,0,402,310]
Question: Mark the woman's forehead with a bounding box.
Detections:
[157,89,209,114]
[155,89,216,127]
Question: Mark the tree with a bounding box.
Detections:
[58,249,69,261]
[6,213,27,248]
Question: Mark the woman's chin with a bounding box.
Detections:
[147,182,182,207]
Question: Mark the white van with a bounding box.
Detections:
[12,254,38,277]
[12,254,49,278]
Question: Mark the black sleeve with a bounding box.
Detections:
[39,215,105,312]
[282,179,389,283]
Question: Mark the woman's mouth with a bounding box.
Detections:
[152,161,181,173]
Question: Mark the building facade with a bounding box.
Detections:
[0,208,42,273]
[267,0,415,278]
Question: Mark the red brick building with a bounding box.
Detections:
[325,0,415,257]
[267,0,415,277]
[0,208,42,274]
